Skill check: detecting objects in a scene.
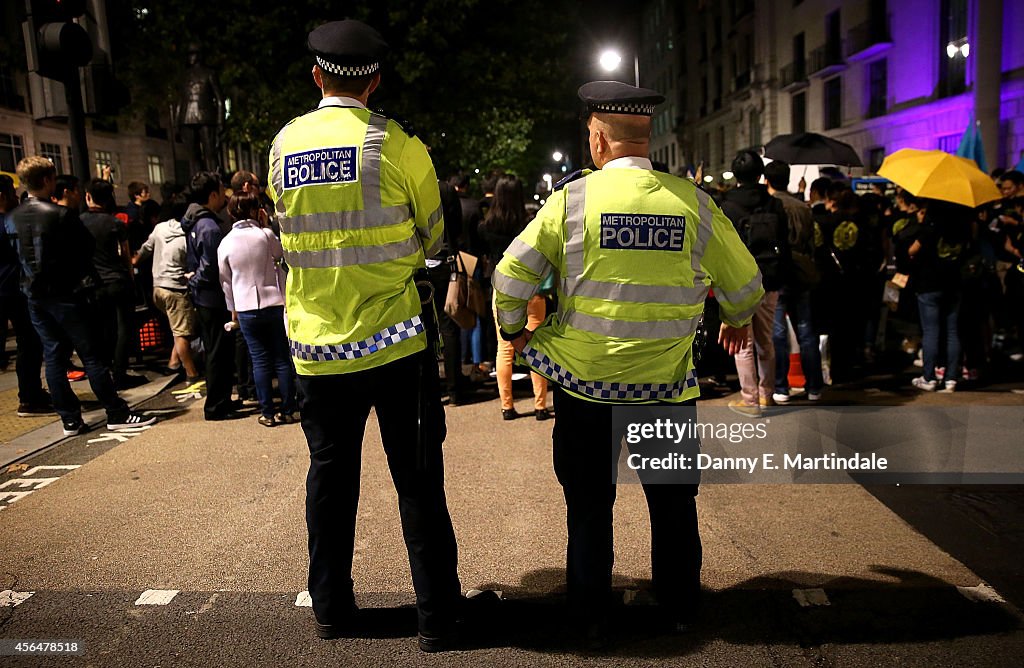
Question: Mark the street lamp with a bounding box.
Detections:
[598,48,639,87]
[552,150,564,162]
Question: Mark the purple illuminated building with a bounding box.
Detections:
[640,0,1024,179]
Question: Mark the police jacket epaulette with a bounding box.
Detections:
[553,168,593,191]
[374,109,416,138]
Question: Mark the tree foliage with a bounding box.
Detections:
[110,0,576,181]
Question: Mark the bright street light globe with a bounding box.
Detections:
[552,151,563,162]
[599,49,622,72]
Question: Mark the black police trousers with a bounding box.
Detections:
[297,350,461,635]
[551,386,702,621]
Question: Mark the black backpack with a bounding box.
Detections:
[737,198,783,284]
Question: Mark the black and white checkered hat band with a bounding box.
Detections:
[316,55,379,77]
[593,103,656,115]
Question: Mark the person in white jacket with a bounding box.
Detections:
[217,191,296,426]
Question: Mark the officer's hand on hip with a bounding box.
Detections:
[511,330,533,354]
[718,323,749,356]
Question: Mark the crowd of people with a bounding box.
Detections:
[0,159,296,432]
[396,158,1024,419]
[3,150,1022,434]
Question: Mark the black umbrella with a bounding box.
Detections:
[763,132,863,167]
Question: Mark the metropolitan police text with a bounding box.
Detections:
[626,418,768,445]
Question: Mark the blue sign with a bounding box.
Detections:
[600,213,686,251]
[283,147,358,190]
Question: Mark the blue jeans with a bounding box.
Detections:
[27,297,128,423]
[772,289,824,394]
[917,291,961,382]
[237,306,296,418]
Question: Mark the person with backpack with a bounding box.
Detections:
[719,150,790,416]
[764,160,824,402]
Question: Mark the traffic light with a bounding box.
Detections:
[24,0,94,82]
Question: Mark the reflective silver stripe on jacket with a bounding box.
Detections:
[521,343,697,401]
[715,271,763,305]
[691,187,715,282]
[270,130,286,214]
[721,301,760,325]
[291,315,424,361]
[284,235,421,269]
[418,204,444,253]
[570,280,708,306]
[279,205,412,235]
[563,310,700,340]
[562,179,587,295]
[493,270,539,301]
[361,114,388,208]
[497,305,527,327]
[506,238,553,276]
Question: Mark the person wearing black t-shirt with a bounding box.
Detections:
[81,179,144,389]
[907,200,970,392]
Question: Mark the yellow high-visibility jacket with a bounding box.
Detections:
[267,102,443,375]
[494,165,763,403]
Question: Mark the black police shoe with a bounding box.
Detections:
[417,629,459,653]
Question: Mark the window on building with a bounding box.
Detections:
[868,59,888,118]
[825,10,842,62]
[0,133,25,173]
[702,133,711,165]
[939,0,968,97]
[717,126,726,164]
[867,146,886,173]
[937,133,960,153]
[824,77,842,129]
[671,142,677,169]
[94,150,114,179]
[147,155,165,185]
[791,92,806,134]
[793,32,806,78]
[749,108,762,147]
[39,143,64,174]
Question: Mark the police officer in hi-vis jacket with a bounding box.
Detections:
[266,20,461,652]
[494,81,763,643]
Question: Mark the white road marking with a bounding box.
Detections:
[0,590,34,607]
[87,433,134,445]
[792,588,830,607]
[295,591,312,607]
[106,425,153,433]
[0,477,60,491]
[958,583,1007,605]
[23,465,80,476]
[0,466,80,510]
[135,589,180,605]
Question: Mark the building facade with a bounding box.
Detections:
[660,0,1024,183]
[639,0,686,174]
[1,1,261,193]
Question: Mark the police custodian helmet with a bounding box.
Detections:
[308,19,390,77]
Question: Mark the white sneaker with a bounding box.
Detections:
[912,377,938,392]
[939,380,957,393]
[772,392,791,403]
[807,392,822,401]
[108,412,158,430]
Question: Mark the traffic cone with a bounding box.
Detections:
[785,315,806,390]
[787,352,806,391]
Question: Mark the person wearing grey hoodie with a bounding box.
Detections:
[135,195,200,382]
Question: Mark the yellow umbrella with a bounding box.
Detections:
[877,148,1001,208]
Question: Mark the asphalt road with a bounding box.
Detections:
[0,379,1022,667]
